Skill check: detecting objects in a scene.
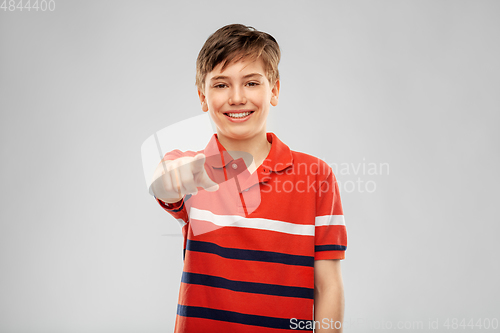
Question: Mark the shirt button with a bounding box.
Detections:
[232,163,238,169]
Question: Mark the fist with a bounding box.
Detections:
[150,153,219,203]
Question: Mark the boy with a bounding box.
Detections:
[151,24,347,332]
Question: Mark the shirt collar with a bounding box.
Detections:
[261,132,293,172]
[203,132,293,172]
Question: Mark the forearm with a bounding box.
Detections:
[314,286,344,332]
[313,264,344,332]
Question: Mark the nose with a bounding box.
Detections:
[229,86,246,105]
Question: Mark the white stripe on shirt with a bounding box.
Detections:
[315,215,345,227]
[189,207,315,236]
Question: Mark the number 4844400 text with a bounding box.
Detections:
[1,0,55,11]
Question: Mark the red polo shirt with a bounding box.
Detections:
[156,132,347,332]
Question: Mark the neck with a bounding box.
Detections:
[217,132,272,171]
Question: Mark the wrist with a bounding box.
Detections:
[158,197,183,204]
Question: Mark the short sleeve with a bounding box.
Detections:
[155,196,189,226]
[314,167,347,260]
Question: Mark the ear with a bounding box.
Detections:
[270,79,280,107]
[198,88,209,112]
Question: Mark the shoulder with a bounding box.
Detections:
[269,133,332,175]
[289,149,333,178]
[290,149,329,166]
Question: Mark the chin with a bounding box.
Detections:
[223,129,255,139]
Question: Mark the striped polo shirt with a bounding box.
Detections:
[155,132,347,332]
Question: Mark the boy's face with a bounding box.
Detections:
[198,57,280,143]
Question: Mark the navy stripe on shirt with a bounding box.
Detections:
[315,244,347,252]
[177,304,313,331]
[182,272,314,299]
[186,239,314,267]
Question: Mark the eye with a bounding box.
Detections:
[246,82,260,87]
[214,83,227,89]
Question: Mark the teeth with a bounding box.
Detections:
[227,112,252,118]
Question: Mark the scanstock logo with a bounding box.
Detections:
[141,113,262,236]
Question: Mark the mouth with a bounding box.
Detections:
[223,111,255,118]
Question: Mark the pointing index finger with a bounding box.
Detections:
[191,153,219,192]
[190,153,206,173]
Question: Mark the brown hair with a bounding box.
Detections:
[196,24,281,91]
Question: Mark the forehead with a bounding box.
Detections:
[207,57,266,78]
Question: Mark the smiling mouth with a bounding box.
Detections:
[224,111,255,118]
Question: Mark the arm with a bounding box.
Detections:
[314,259,344,332]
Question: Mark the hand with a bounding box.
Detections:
[151,153,219,203]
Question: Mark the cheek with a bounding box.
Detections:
[207,93,226,108]
[252,89,272,103]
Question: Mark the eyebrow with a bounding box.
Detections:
[210,73,264,81]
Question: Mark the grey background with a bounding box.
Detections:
[1,0,499,332]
